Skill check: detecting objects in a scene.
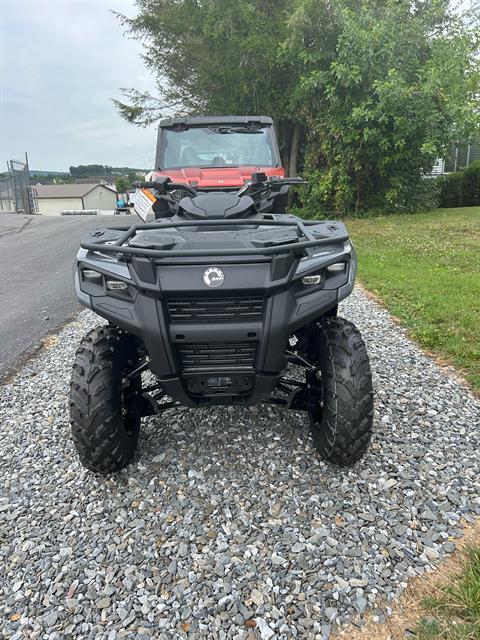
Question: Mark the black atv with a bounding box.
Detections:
[70,174,373,473]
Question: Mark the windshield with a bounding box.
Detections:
[160,126,277,169]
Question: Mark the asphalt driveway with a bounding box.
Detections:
[0,213,133,381]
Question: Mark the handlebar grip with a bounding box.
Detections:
[285,177,307,184]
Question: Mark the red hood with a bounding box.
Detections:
[152,166,285,188]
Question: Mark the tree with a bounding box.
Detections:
[70,164,107,177]
[288,0,480,212]
[115,176,130,194]
[113,0,303,174]
[115,0,479,212]
[127,171,138,186]
[69,165,145,178]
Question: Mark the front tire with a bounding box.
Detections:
[306,317,374,465]
[69,326,141,473]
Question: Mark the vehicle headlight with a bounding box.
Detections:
[301,274,322,285]
[104,277,134,300]
[105,279,128,291]
[326,262,346,273]
[299,261,347,287]
[79,266,135,300]
[81,268,102,283]
[79,267,104,296]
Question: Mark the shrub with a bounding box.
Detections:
[437,161,480,208]
[397,176,440,212]
[438,172,464,208]
[462,160,480,206]
[296,168,441,218]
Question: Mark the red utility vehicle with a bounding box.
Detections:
[150,115,288,213]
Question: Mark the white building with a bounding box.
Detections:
[34,183,117,215]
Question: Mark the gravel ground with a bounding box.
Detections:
[1,288,479,640]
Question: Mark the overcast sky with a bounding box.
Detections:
[1,0,156,171]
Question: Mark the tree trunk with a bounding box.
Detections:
[355,171,363,214]
[276,121,290,170]
[288,124,301,177]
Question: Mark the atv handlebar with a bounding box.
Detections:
[134,180,198,197]
[134,176,307,199]
[237,175,307,197]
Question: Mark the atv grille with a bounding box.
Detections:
[167,296,264,323]
[178,342,257,370]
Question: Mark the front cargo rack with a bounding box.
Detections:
[81,217,349,259]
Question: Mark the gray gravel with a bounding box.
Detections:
[1,288,479,640]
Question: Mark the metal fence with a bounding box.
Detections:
[1,156,38,214]
[0,176,16,212]
[7,158,38,214]
[444,141,480,173]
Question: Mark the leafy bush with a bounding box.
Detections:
[462,160,480,206]
[295,167,440,218]
[438,172,464,207]
[387,175,440,213]
[438,160,480,208]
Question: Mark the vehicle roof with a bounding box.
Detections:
[158,115,273,128]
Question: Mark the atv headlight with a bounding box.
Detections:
[298,260,348,289]
[79,266,105,297]
[81,268,102,283]
[326,262,346,273]
[104,277,136,301]
[78,265,135,300]
[301,274,322,285]
[105,279,128,291]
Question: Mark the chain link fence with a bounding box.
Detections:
[0,176,15,212]
[1,157,38,214]
[9,159,38,213]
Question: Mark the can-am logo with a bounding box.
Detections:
[203,267,224,288]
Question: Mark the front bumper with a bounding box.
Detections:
[75,245,356,406]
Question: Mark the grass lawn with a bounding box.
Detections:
[414,545,480,639]
[346,207,480,394]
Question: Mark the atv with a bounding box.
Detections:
[70,171,374,474]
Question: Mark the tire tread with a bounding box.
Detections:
[308,317,374,465]
[69,326,140,473]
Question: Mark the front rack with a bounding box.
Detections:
[81,217,349,259]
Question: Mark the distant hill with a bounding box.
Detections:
[30,166,149,178]
[30,170,70,177]
[69,165,148,177]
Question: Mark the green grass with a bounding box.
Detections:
[414,545,480,639]
[346,207,480,394]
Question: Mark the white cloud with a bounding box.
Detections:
[1,0,157,170]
